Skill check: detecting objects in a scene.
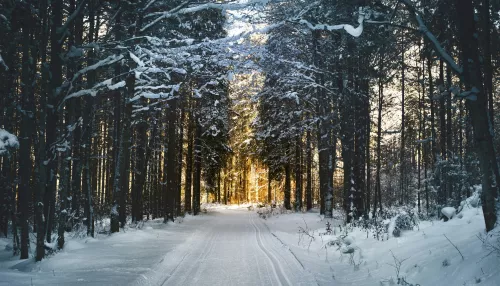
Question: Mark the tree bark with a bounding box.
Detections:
[306,130,312,211]
[192,115,202,215]
[185,97,194,213]
[455,0,497,231]
[165,97,178,221]
[19,6,35,258]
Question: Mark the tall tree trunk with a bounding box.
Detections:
[267,169,272,204]
[132,97,148,223]
[455,0,497,231]
[295,136,302,211]
[19,6,34,258]
[111,75,134,233]
[83,0,96,237]
[165,97,178,221]
[365,86,371,218]
[374,63,384,217]
[119,97,132,228]
[400,45,406,205]
[313,30,330,216]
[482,0,494,129]
[34,0,50,261]
[446,66,453,200]
[439,59,447,204]
[192,114,202,215]
[284,162,291,210]
[185,98,194,213]
[306,130,312,211]
[176,99,185,216]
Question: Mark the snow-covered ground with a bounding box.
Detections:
[261,203,500,285]
[0,215,205,285]
[0,206,316,286]
[1,201,499,285]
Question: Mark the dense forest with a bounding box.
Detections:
[0,0,498,266]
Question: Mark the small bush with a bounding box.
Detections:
[395,212,418,231]
[442,258,450,267]
[392,227,401,237]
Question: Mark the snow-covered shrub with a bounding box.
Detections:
[394,212,418,231]
[257,206,272,219]
[381,207,420,238]
[373,218,390,241]
[256,203,290,219]
[0,129,19,156]
[457,187,481,214]
[441,207,456,220]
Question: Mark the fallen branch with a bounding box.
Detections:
[444,234,464,260]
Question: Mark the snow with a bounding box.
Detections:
[108,81,126,91]
[298,7,365,38]
[71,54,124,83]
[441,207,456,219]
[0,216,205,285]
[142,0,269,32]
[130,51,145,67]
[1,199,498,286]
[0,129,19,156]
[261,202,500,285]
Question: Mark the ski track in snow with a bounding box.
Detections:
[149,209,316,286]
[3,205,498,285]
[250,213,289,286]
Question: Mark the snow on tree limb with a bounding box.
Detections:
[71,54,124,83]
[0,53,8,71]
[141,0,268,32]
[297,7,365,37]
[63,78,125,103]
[129,51,145,67]
[142,0,159,11]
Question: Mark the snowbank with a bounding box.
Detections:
[441,207,456,219]
[0,215,208,286]
[261,194,500,285]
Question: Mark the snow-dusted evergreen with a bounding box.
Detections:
[0,0,499,285]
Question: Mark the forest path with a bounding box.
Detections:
[137,208,318,286]
[0,208,317,286]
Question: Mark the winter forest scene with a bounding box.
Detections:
[0,0,499,285]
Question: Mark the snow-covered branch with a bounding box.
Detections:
[297,7,365,37]
[63,78,125,103]
[399,0,462,74]
[71,54,124,83]
[0,53,8,71]
[141,0,268,32]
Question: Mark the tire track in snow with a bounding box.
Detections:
[249,213,293,286]
[191,222,219,283]
[161,227,218,286]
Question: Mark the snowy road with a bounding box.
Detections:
[137,209,318,286]
[0,208,318,286]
